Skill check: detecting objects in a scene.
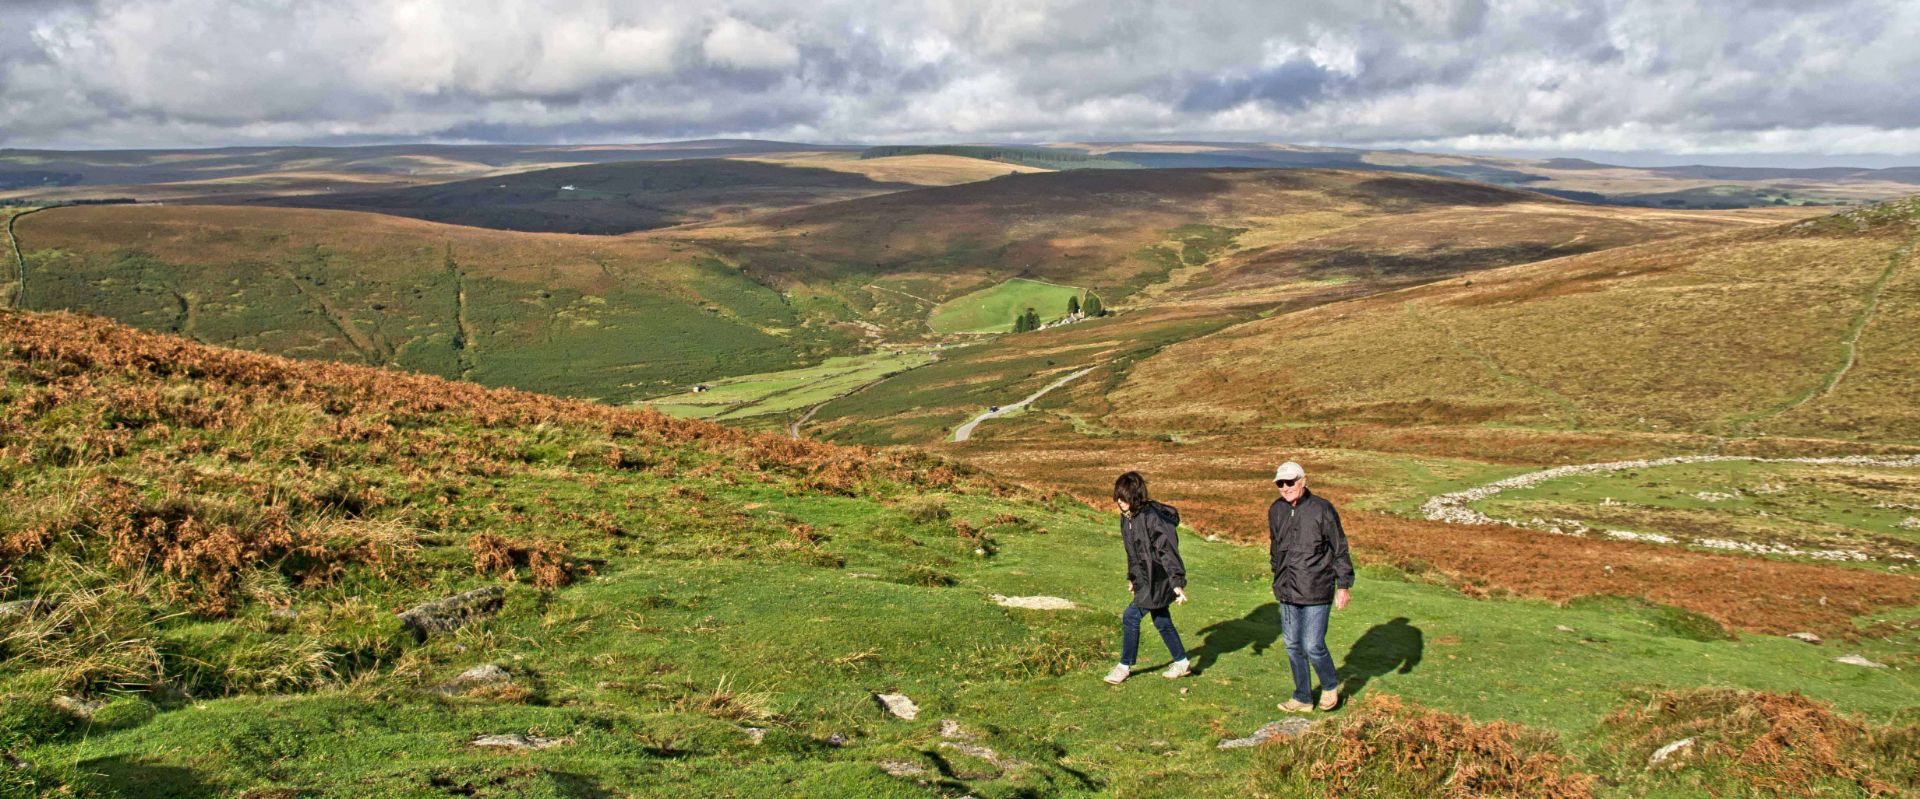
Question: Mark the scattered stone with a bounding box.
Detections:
[1647,737,1694,768]
[874,692,919,720]
[1836,654,1887,668]
[939,719,972,740]
[51,695,107,719]
[437,664,512,694]
[1218,718,1315,749]
[989,595,1076,611]
[1787,632,1822,645]
[0,599,53,622]
[824,733,850,748]
[847,573,878,579]
[397,586,505,642]
[938,740,1025,772]
[269,607,300,620]
[471,733,566,750]
[744,727,767,745]
[879,759,928,777]
[1555,625,1576,633]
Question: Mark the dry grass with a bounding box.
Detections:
[1251,694,1595,799]
[1597,688,1918,797]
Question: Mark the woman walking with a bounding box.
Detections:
[1104,471,1192,684]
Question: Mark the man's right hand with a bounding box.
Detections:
[1127,581,1135,594]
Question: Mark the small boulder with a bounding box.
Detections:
[824,733,850,748]
[990,595,1076,611]
[875,692,919,720]
[51,695,108,719]
[1647,737,1694,768]
[1836,654,1887,668]
[437,664,512,694]
[1554,625,1576,634]
[0,599,53,623]
[397,586,505,642]
[744,727,767,745]
[879,759,928,777]
[939,719,972,740]
[471,733,566,750]
[1787,632,1822,645]
[1218,718,1315,749]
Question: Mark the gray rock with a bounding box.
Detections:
[269,607,301,620]
[471,733,566,750]
[990,595,1076,610]
[0,599,53,623]
[824,733,850,748]
[879,759,928,777]
[51,695,107,719]
[744,727,767,745]
[938,740,1024,772]
[1555,625,1576,633]
[1647,737,1694,768]
[874,692,919,720]
[939,719,972,740]
[1836,654,1887,668]
[437,664,511,694]
[396,586,505,641]
[1787,632,1822,645]
[1218,718,1315,749]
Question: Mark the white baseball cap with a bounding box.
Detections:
[1273,461,1305,484]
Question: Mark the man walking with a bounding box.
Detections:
[1267,461,1353,712]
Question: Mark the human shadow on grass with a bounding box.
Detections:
[76,756,212,799]
[1188,603,1282,675]
[1339,616,1424,700]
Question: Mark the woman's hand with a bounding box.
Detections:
[1173,587,1188,605]
[1128,580,1135,594]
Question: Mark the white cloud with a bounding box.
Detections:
[0,0,1915,158]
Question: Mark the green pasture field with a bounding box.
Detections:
[644,349,938,421]
[926,278,1086,334]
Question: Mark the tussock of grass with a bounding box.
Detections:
[1252,694,1595,799]
[1595,688,1918,798]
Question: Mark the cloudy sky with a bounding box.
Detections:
[4,0,1918,163]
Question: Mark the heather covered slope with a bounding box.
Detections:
[4,311,1916,799]
[1109,198,1920,441]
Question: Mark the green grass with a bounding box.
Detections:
[1472,460,1920,566]
[926,279,1086,334]
[645,349,938,421]
[7,311,1919,798]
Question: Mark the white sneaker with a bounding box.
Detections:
[1162,659,1191,680]
[1102,663,1131,685]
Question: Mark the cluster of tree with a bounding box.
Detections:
[1011,307,1043,333]
[1010,292,1106,333]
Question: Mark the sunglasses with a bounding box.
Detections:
[1276,477,1301,487]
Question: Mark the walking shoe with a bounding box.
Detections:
[1278,699,1314,713]
[1317,687,1340,711]
[1161,659,1191,680]
[1102,663,1131,685]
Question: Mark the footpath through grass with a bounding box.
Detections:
[644,349,937,422]
[927,278,1085,334]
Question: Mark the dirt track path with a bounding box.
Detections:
[1420,452,1920,561]
[952,367,1095,442]
[6,207,47,309]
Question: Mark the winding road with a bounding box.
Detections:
[952,367,1095,442]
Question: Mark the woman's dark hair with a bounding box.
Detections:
[1113,471,1150,509]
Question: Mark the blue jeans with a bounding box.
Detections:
[1280,602,1339,703]
[1120,604,1187,666]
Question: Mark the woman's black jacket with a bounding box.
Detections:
[1122,501,1187,609]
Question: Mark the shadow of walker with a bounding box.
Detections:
[1190,602,1281,674]
[1340,616,1424,700]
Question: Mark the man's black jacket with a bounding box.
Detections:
[1122,501,1186,610]
[1267,489,1354,605]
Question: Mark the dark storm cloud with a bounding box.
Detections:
[0,0,1915,156]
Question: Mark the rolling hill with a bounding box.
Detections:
[1107,197,1920,442]
[259,158,922,235]
[6,204,854,401]
[3,309,1916,799]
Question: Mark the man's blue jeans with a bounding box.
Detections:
[1280,602,1339,703]
[1120,604,1186,666]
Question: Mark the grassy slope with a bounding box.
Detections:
[12,205,851,402]
[926,279,1085,334]
[1109,198,1920,442]
[4,312,1916,799]
[644,349,938,424]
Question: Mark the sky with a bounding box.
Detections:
[3,0,1918,165]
